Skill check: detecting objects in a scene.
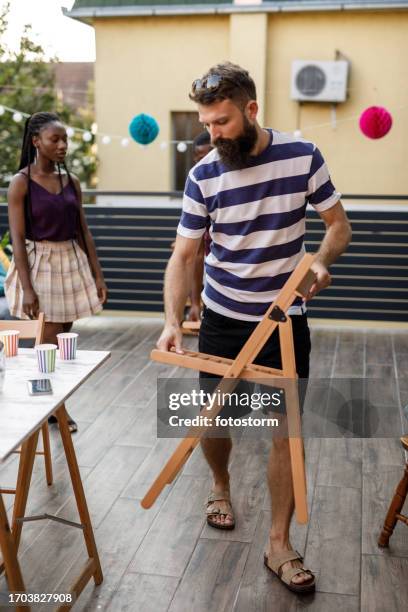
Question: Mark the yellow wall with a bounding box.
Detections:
[94,16,229,190]
[93,10,408,195]
[266,11,408,195]
[229,13,268,124]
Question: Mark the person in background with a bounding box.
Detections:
[184,131,213,321]
[5,112,108,433]
[171,132,213,322]
[192,130,213,164]
[0,256,9,319]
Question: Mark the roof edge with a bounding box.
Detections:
[64,1,408,23]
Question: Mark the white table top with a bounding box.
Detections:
[0,349,110,462]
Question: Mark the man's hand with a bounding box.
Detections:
[22,288,40,319]
[305,260,331,301]
[156,324,184,354]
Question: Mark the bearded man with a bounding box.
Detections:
[157,62,351,593]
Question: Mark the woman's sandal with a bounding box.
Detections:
[206,490,235,530]
[48,414,78,434]
[263,550,315,594]
[67,418,78,433]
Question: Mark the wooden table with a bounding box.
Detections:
[0,348,110,611]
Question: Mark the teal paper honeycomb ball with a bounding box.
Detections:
[129,114,159,145]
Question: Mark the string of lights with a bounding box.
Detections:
[0,101,405,151]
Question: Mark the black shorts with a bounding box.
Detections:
[199,307,311,417]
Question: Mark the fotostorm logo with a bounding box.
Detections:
[165,388,283,428]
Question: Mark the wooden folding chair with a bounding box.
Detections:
[181,320,200,336]
[141,253,316,524]
[0,313,54,490]
[378,436,408,547]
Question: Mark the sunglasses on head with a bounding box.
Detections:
[191,74,252,100]
[191,74,224,94]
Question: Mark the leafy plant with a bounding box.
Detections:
[0,230,9,249]
[0,2,97,188]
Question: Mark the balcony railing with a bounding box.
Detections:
[1,191,407,322]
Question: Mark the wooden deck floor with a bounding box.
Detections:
[1,317,407,611]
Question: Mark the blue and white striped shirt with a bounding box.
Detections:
[177,129,341,321]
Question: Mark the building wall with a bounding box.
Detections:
[94,15,229,190]
[93,10,408,194]
[54,62,94,110]
[266,11,408,196]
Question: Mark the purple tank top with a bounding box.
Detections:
[23,176,80,242]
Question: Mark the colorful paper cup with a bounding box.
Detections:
[57,332,78,360]
[0,330,20,357]
[35,344,57,373]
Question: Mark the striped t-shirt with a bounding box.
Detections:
[177,129,341,321]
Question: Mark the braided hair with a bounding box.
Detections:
[19,112,60,248]
[18,112,87,265]
[60,158,89,258]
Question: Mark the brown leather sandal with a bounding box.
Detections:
[206,490,235,530]
[264,549,315,593]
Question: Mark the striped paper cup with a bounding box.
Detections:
[0,330,20,357]
[35,344,57,373]
[57,332,78,361]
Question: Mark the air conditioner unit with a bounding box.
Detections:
[291,60,349,103]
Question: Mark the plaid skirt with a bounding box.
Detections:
[5,240,103,323]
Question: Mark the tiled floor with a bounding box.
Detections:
[0,317,407,611]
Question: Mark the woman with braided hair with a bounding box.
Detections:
[5,112,108,432]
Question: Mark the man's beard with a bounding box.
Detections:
[213,117,258,170]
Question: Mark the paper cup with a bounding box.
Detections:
[57,332,78,360]
[35,344,57,373]
[0,330,20,357]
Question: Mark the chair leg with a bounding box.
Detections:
[41,422,53,486]
[378,461,408,547]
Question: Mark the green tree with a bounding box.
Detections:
[0,2,96,188]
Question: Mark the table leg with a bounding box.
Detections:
[41,423,53,486]
[12,432,40,551]
[55,403,103,593]
[0,431,39,577]
[0,494,29,612]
